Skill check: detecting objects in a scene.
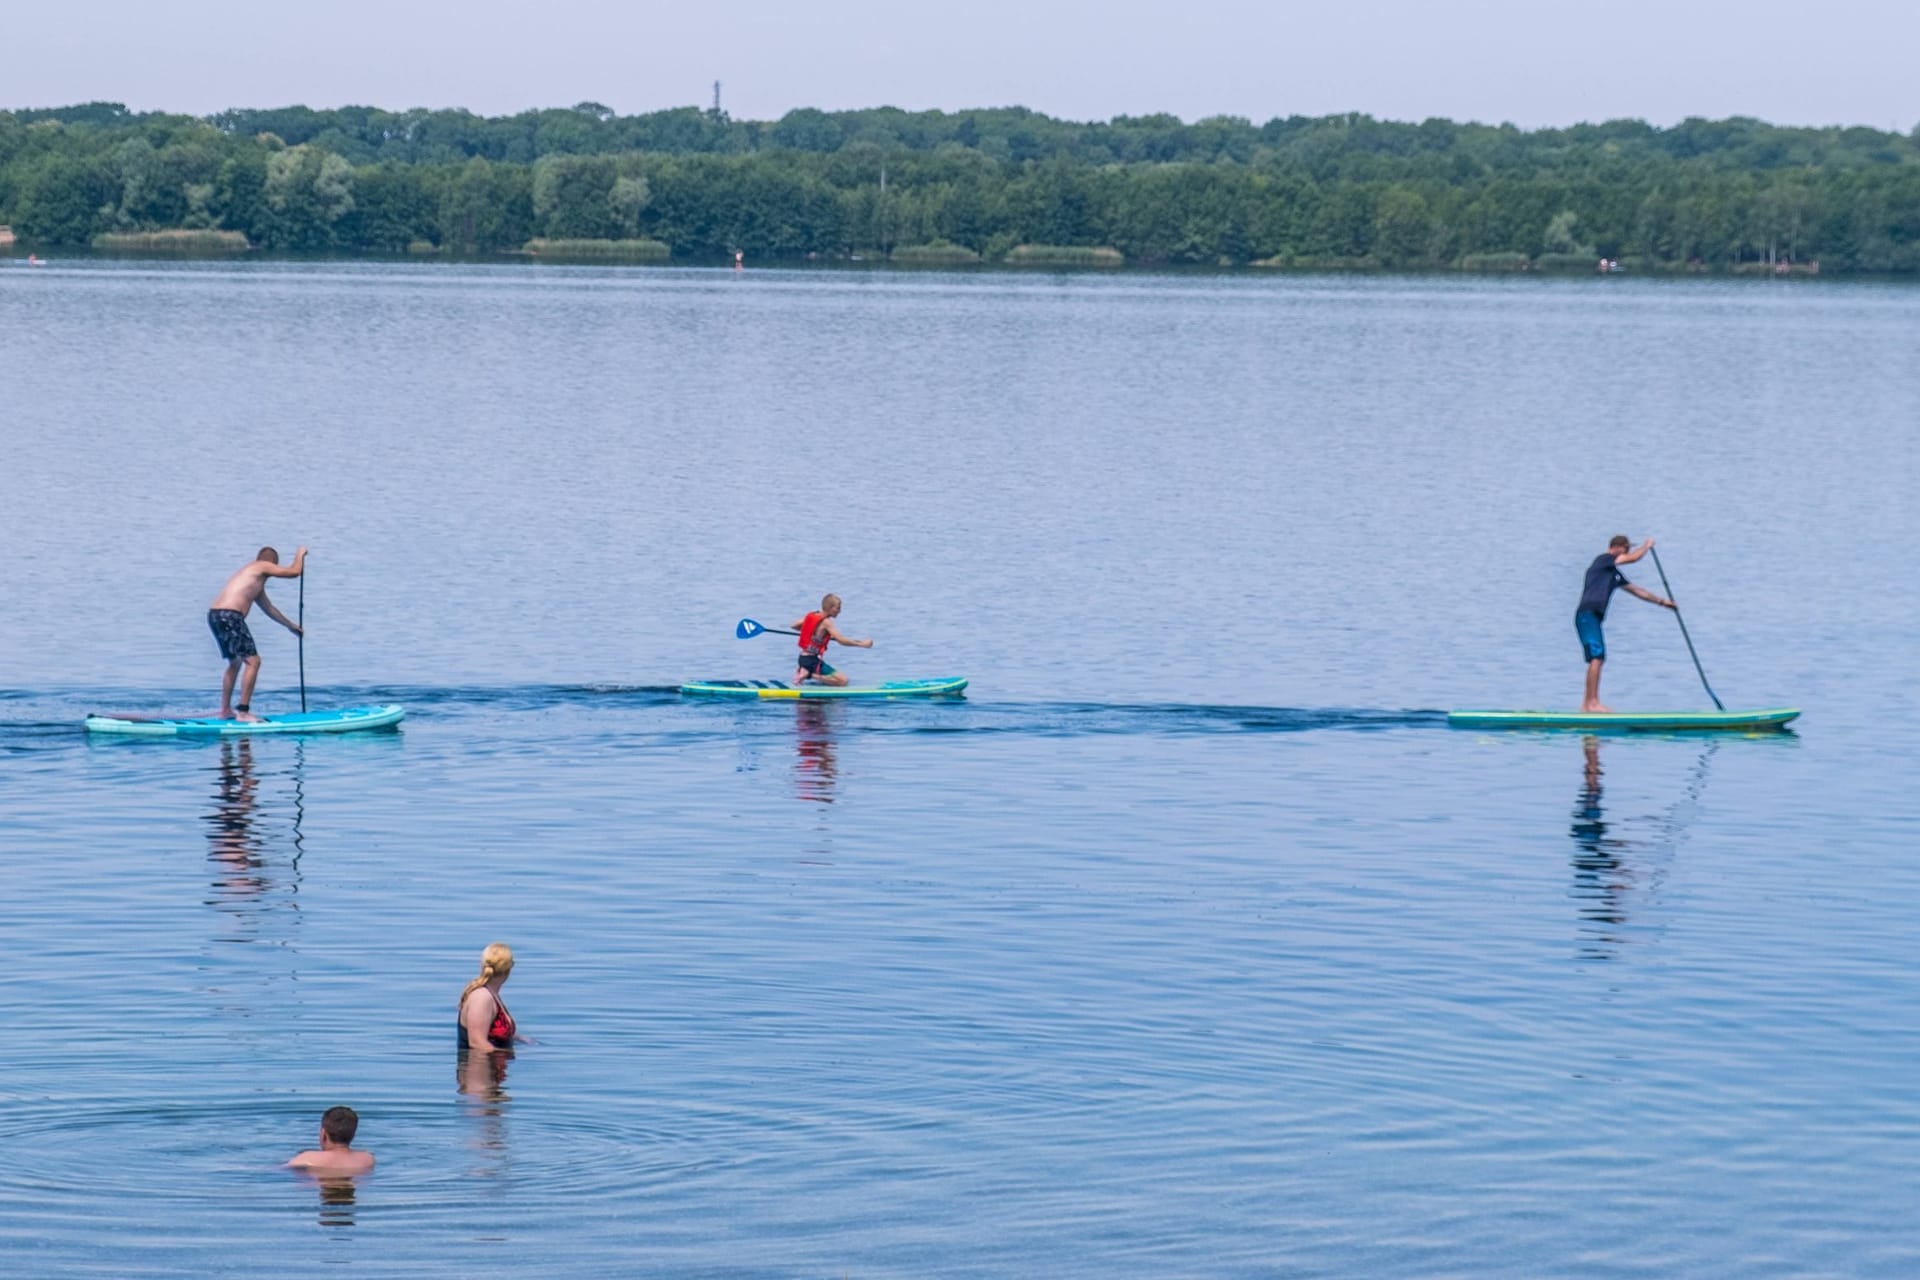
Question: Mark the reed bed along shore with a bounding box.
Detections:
[89,229,249,252]
[889,241,983,265]
[522,237,671,261]
[1004,244,1125,266]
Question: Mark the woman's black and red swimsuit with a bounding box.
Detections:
[459,991,516,1049]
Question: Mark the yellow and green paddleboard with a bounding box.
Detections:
[680,678,968,700]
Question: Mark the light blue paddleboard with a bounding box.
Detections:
[84,704,406,736]
[680,678,968,700]
[1448,707,1798,732]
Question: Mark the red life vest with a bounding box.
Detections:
[798,611,828,655]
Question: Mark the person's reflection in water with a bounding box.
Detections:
[1569,736,1721,960]
[458,1043,513,1179]
[793,701,839,803]
[205,738,307,933]
[1570,735,1634,956]
[207,737,268,905]
[460,1043,511,1098]
[315,1176,357,1228]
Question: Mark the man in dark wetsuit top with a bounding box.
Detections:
[1576,534,1675,712]
[208,546,306,722]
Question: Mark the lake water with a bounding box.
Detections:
[2,259,1917,1276]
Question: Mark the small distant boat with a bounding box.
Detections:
[84,704,406,736]
[1447,708,1798,732]
[680,678,967,700]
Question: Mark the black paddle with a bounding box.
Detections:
[736,618,799,639]
[298,558,307,713]
[1648,546,1724,711]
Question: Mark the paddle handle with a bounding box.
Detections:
[298,565,307,713]
[1648,546,1724,711]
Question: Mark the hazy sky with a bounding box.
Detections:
[10,0,1917,131]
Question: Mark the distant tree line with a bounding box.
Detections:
[3,100,1917,271]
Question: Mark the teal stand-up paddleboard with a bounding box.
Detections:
[1454,551,1796,733]
[680,678,967,700]
[85,705,406,736]
[1447,707,1798,732]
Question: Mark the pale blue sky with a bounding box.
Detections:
[11,0,1917,130]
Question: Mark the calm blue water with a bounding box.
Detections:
[2,260,1918,1275]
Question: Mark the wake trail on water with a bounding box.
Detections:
[370,687,1448,732]
[888,702,1448,736]
[0,683,1447,744]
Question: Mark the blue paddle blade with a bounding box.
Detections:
[736,618,765,639]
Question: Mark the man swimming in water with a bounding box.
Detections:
[287,1105,375,1175]
[1577,535,1676,712]
[791,593,873,687]
[209,546,306,722]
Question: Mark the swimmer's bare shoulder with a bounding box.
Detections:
[287,1148,375,1174]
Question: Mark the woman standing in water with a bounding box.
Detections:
[458,942,519,1053]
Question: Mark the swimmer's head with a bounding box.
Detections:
[321,1106,358,1146]
[258,546,281,564]
[821,593,842,616]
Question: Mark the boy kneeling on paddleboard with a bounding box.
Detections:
[792,594,873,687]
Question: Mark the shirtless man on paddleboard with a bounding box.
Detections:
[791,593,873,687]
[1577,535,1675,712]
[209,546,306,721]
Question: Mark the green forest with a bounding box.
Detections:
[3,100,1918,272]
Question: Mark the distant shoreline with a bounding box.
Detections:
[5,243,1846,280]
[4,101,1912,275]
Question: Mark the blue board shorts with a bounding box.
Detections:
[797,653,836,679]
[1575,610,1606,662]
[208,608,257,661]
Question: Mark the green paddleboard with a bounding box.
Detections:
[680,677,968,700]
[1447,708,1799,732]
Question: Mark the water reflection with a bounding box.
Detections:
[458,1050,512,1179]
[792,702,839,804]
[1568,736,1717,959]
[203,738,304,933]
[313,1175,357,1228]
[1569,736,1633,954]
[207,738,264,896]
